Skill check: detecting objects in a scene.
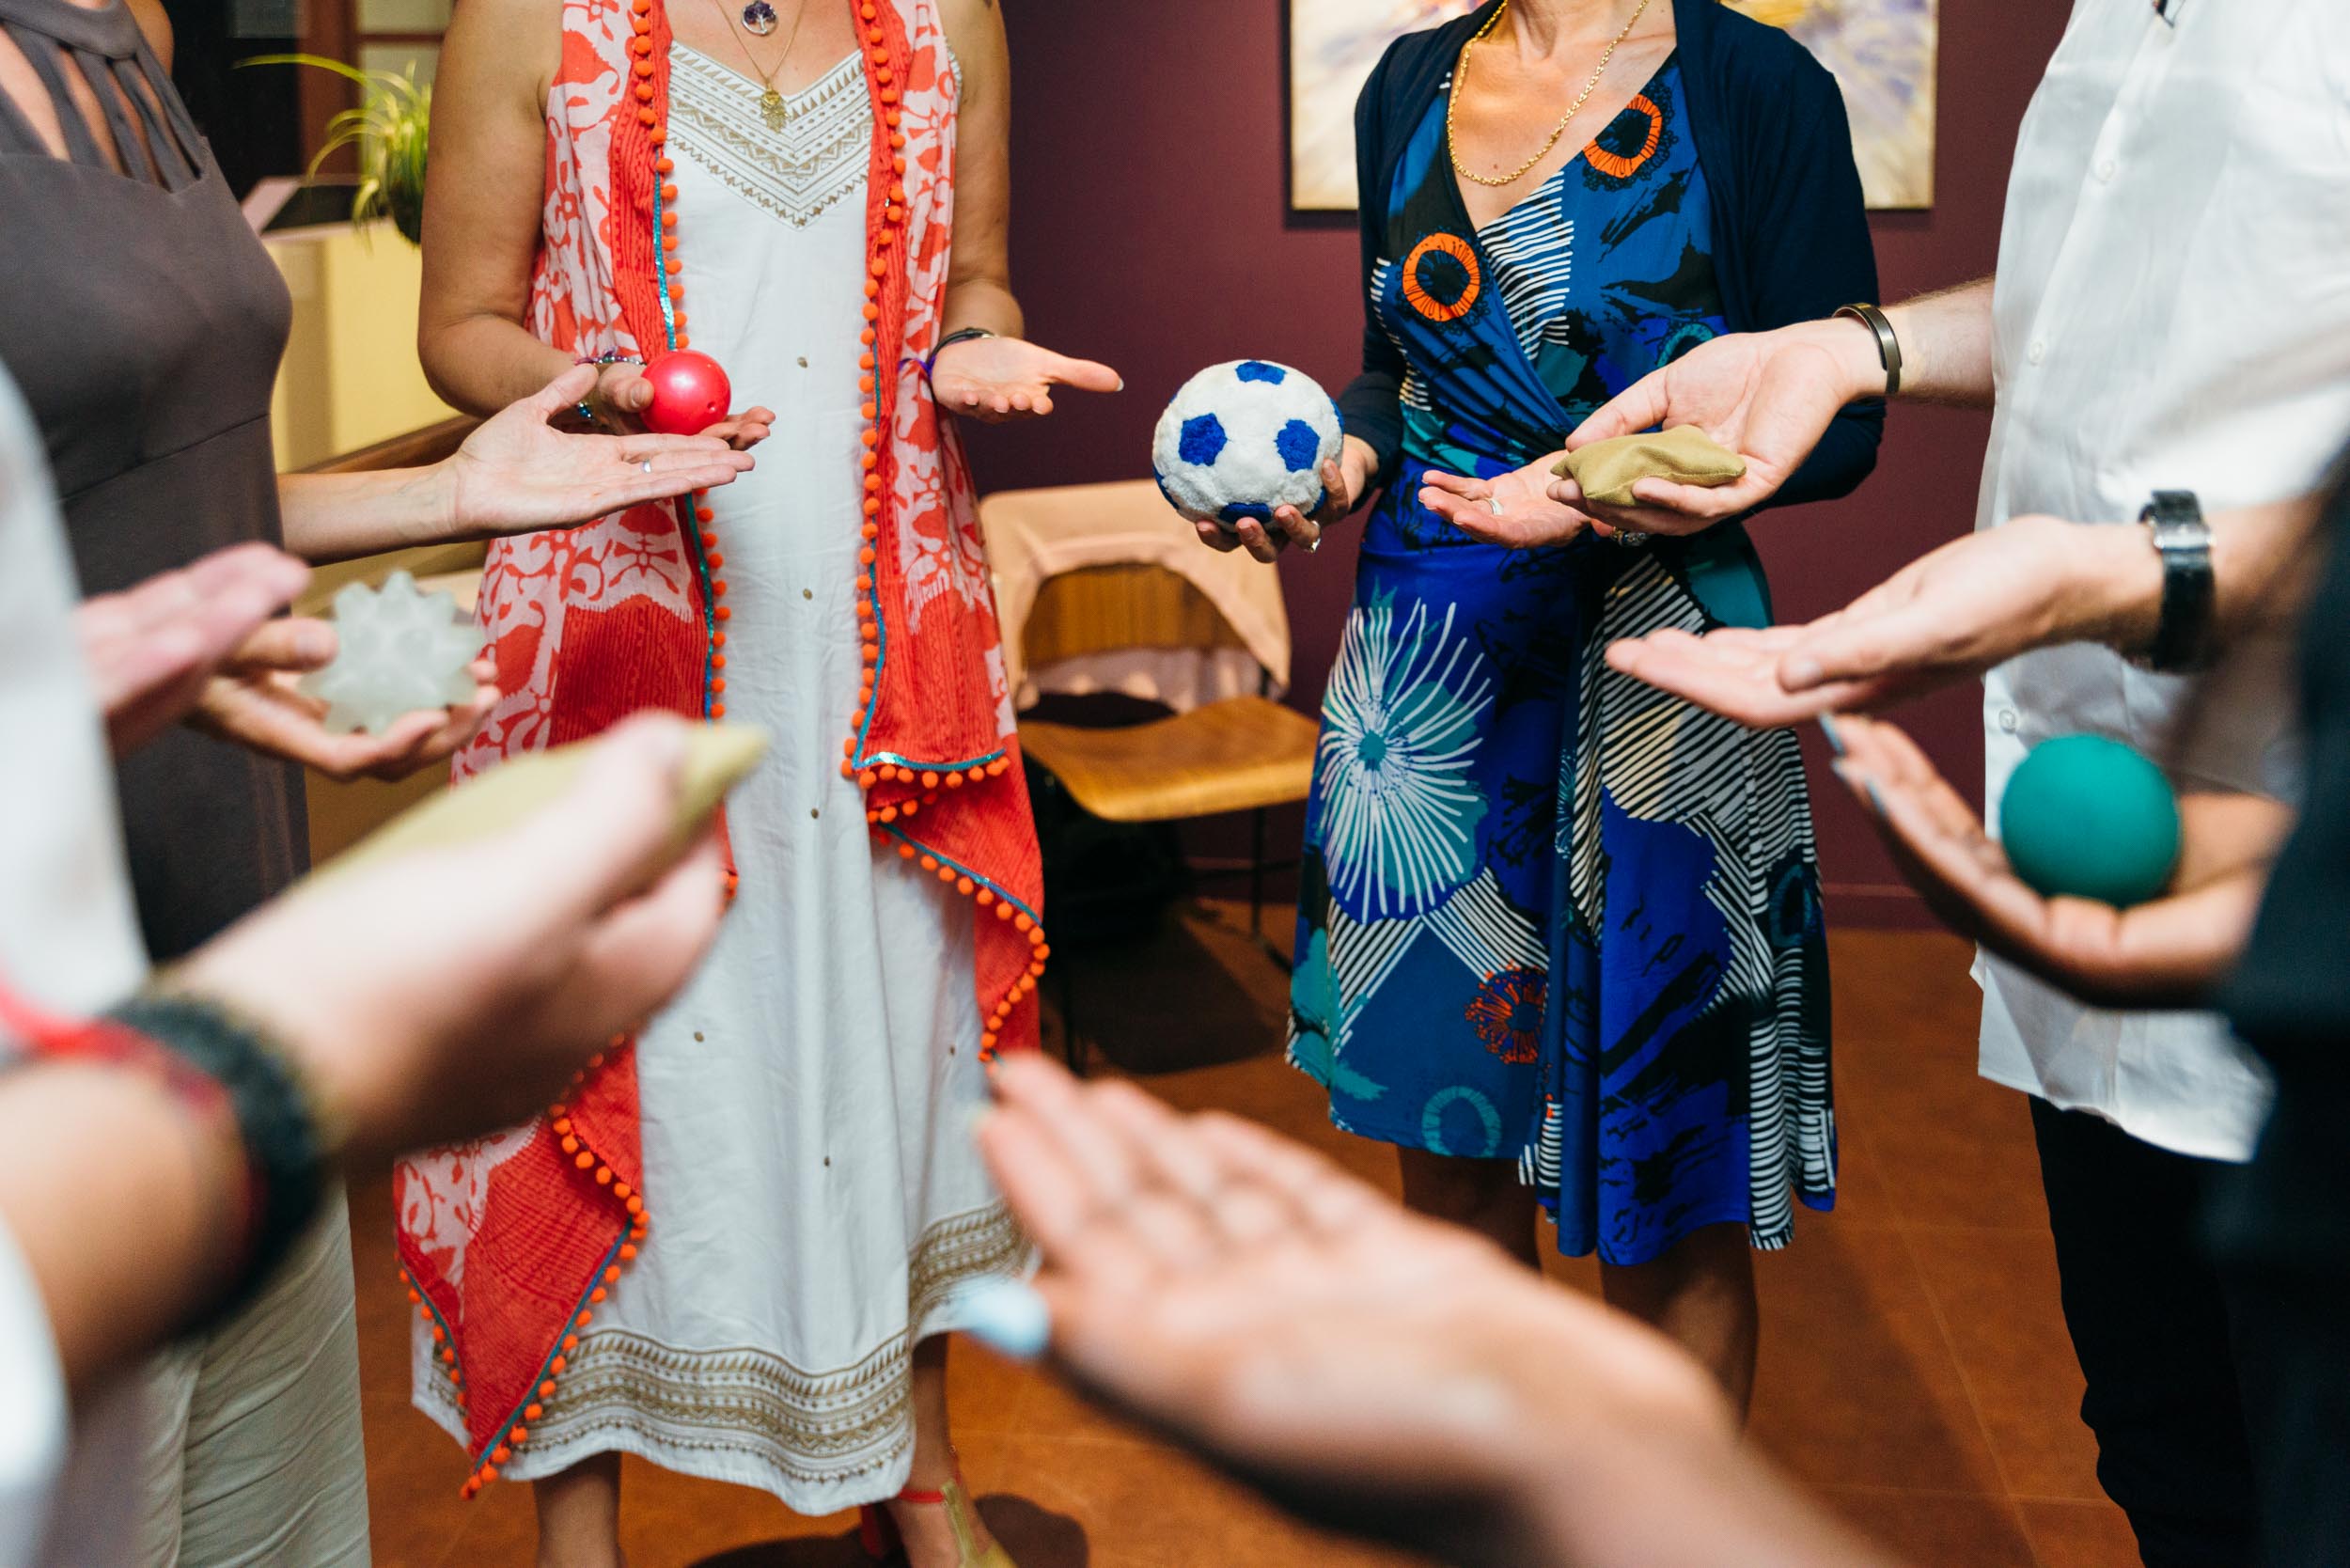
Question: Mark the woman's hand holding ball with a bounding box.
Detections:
[1209,436,1378,563]
[585,356,774,451]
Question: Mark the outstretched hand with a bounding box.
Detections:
[191,623,499,784]
[1606,517,2159,729]
[1825,713,2287,1009]
[931,336,1121,423]
[1421,457,1594,548]
[446,366,763,536]
[76,543,313,756]
[1556,320,1880,535]
[971,1056,1734,1567]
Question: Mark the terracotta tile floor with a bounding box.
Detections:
[350,914,2135,1568]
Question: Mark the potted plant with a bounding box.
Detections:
[242,55,431,245]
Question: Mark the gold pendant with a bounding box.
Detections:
[760,87,787,131]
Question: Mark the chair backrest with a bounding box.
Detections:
[1023,563,1251,668]
[978,479,1294,706]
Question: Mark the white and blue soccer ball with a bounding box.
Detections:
[1152,360,1343,530]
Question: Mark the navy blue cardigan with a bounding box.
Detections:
[1339,0,1883,514]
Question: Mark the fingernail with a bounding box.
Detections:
[1782,655,1824,689]
[1816,713,1846,757]
[953,1278,1051,1361]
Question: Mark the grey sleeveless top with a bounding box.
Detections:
[0,0,301,960]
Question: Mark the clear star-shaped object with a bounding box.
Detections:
[299,571,482,735]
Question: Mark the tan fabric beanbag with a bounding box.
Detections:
[1554,425,1746,508]
[310,723,769,886]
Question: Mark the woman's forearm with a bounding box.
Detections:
[0,1061,246,1397]
[941,277,1025,343]
[276,314,574,565]
[426,309,578,422]
[276,468,465,566]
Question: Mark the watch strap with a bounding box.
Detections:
[2141,489,2217,673]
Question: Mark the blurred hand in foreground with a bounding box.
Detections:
[968,1057,1894,1568]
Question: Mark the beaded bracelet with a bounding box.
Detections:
[574,353,645,425]
[102,991,336,1321]
[922,327,995,385]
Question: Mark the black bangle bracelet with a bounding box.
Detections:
[1834,303,1903,399]
[106,992,333,1319]
[923,327,995,383]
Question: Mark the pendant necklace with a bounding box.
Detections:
[717,0,809,131]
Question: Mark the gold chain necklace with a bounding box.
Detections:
[1447,0,1655,189]
[714,0,810,131]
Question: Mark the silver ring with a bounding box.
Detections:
[640,460,653,474]
[1487,494,1504,515]
[1303,534,1322,555]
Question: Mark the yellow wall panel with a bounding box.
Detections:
[265,218,456,471]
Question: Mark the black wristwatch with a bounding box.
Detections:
[2140,490,2216,673]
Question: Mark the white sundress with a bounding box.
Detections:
[413,45,1023,1514]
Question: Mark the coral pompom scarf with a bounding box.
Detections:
[393,0,1044,1489]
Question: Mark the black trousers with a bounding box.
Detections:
[2030,1099,2277,1568]
[2229,1262,2350,1568]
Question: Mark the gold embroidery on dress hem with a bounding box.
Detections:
[485,1204,1026,1484]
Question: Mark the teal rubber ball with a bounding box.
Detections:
[1998,735,2182,907]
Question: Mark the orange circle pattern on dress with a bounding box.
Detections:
[1584,93,1663,181]
[1402,232,1482,323]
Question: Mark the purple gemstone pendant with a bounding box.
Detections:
[740,0,778,33]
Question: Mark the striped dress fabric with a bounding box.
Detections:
[1290,55,1835,1266]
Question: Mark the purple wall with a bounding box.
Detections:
[966,0,2073,926]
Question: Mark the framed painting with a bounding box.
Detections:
[1285,0,1937,213]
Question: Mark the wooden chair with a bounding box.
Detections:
[1011,560,1320,1070]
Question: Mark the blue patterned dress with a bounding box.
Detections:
[1289,58,1837,1265]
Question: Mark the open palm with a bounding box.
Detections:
[975,1058,1727,1564]
[930,336,1121,423]
[1559,323,1859,532]
[193,633,499,785]
[1419,457,1592,547]
[1829,714,2287,1009]
[442,366,757,539]
[1606,517,2124,729]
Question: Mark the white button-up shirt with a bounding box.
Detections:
[1975,0,2350,1162]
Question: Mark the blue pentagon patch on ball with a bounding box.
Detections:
[1235,361,1287,384]
[1179,413,1229,466]
[1276,418,1323,474]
